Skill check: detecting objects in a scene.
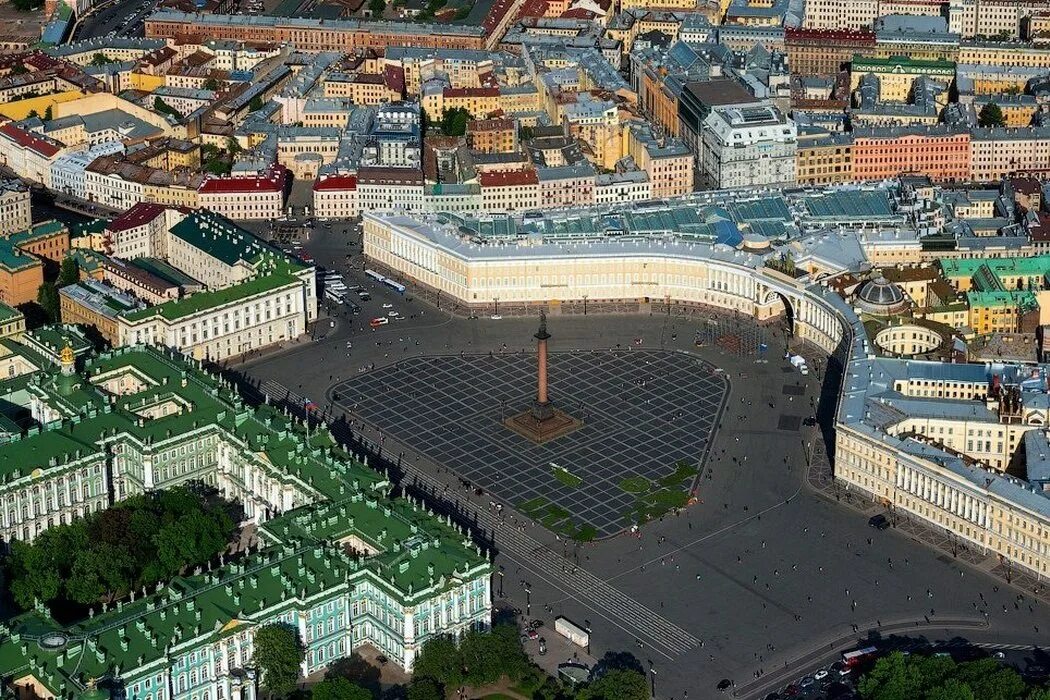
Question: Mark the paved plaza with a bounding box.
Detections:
[330,350,727,538]
[239,228,1050,699]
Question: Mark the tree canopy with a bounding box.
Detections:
[4,484,238,611]
[978,102,1006,128]
[858,652,1044,700]
[311,678,372,700]
[440,107,471,137]
[58,257,79,286]
[253,624,305,697]
[413,624,529,693]
[36,282,60,324]
[578,668,649,700]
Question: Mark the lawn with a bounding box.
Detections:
[551,464,583,488]
[622,460,699,525]
[516,496,596,541]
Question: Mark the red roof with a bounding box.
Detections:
[23,52,59,71]
[785,27,876,43]
[384,65,405,95]
[560,8,596,18]
[108,202,167,232]
[199,165,288,194]
[516,0,549,18]
[313,174,357,191]
[479,169,538,187]
[483,0,518,32]
[444,87,499,98]
[0,123,61,158]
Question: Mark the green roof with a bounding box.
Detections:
[851,54,956,70]
[131,257,200,287]
[966,290,1039,310]
[169,211,291,269]
[941,255,1050,279]
[122,272,300,322]
[0,344,490,694]
[0,301,23,323]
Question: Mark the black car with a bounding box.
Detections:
[868,514,891,530]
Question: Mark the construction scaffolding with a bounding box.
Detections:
[694,313,773,357]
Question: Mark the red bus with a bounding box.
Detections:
[842,647,878,667]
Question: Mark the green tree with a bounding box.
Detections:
[413,636,464,688]
[1027,689,1050,700]
[249,95,264,112]
[226,137,243,155]
[89,52,112,66]
[203,77,220,91]
[405,679,442,700]
[858,652,1030,700]
[58,256,79,286]
[11,0,36,12]
[978,102,1006,127]
[6,537,62,609]
[440,107,471,136]
[252,624,304,697]
[311,678,372,700]
[368,0,385,16]
[154,97,181,118]
[36,282,60,323]
[27,110,38,120]
[459,629,506,686]
[580,669,649,700]
[43,106,53,121]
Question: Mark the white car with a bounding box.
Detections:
[814,670,829,681]
[491,314,503,320]
[382,303,393,309]
[388,311,399,317]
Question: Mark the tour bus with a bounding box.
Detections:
[370,317,389,328]
[842,647,878,667]
[365,269,384,283]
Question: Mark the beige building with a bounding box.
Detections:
[0,180,30,238]
[363,205,1050,581]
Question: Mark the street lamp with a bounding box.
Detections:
[523,581,532,617]
[494,297,499,316]
[497,566,504,598]
[583,295,588,315]
[649,660,656,698]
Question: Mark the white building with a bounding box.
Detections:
[197,165,288,221]
[700,104,797,189]
[0,180,32,237]
[594,171,651,204]
[49,141,125,200]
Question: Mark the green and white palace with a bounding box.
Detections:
[0,343,492,700]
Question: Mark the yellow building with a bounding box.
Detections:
[795,131,854,185]
[849,55,956,101]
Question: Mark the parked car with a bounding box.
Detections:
[868,514,890,530]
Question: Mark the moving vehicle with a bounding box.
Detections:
[842,647,877,668]
[382,303,393,309]
[369,317,389,328]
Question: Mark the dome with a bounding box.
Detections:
[855,276,909,315]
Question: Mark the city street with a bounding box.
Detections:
[238,223,1050,699]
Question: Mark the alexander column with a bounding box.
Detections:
[532,311,554,421]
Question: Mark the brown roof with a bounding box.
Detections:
[684,79,758,108]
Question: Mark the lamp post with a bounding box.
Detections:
[649,660,656,698]
[523,581,532,617]
[583,295,588,315]
[497,567,505,598]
